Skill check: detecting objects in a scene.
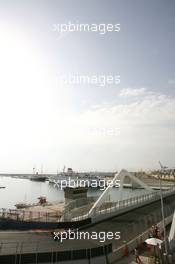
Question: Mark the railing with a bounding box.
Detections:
[0,209,61,223]
[0,240,66,255]
[0,240,112,263]
[73,185,175,222]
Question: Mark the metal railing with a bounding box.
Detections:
[0,209,61,223]
[73,185,175,222]
[0,240,112,263]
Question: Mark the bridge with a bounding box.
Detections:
[70,169,175,224]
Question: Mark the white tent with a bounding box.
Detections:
[145,238,163,247]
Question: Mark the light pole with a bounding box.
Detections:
[158,172,168,256]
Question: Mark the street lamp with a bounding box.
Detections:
[158,172,168,256]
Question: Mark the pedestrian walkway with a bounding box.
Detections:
[115,253,155,264]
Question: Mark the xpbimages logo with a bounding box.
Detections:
[53,229,121,243]
[53,177,120,190]
[58,74,120,87]
[52,21,120,35]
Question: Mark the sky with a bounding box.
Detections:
[0,0,175,173]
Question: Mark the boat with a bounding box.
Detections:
[30,172,47,181]
[15,196,49,209]
[15,203,33,209]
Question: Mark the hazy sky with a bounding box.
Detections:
[0,0,175,173]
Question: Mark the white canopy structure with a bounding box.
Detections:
[88,169,153,217]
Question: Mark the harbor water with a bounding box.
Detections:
[0,176,148,209]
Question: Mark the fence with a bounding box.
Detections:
[0,242,112,264]
[0,209,61,223]
[73,186,175,222]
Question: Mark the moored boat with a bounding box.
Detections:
[15,203,33,209]
[30,172,47,181]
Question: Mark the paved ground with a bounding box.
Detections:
[116,255,151,264]
[115,246,175,264]
[115,252,175,264]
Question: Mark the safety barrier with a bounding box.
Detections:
[73,186,175,222]
[0,243,112,263]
